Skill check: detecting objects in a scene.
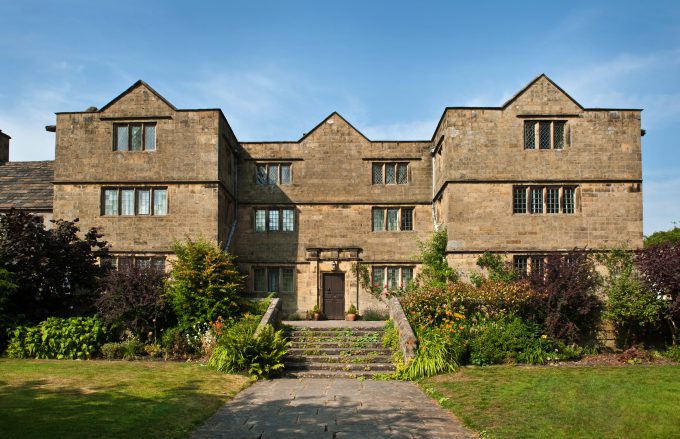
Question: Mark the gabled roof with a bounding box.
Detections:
[0,161,54,211]
[501,73,584,110]
[298,112,371,143]
[98,80,178,112]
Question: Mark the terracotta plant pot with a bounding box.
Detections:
[346,313,357,321]
[313,312,321,321]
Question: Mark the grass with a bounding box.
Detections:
[423,365,680,439]
[0,359,250,439]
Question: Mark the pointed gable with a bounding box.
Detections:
[299,112,370,144]
[99,80,176,117]
[503,74,583,115]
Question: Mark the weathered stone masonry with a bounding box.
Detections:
[0,74,643,317]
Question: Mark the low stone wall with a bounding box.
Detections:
[388,297,418,362]
[255,298,283,337]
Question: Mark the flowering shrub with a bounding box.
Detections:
[400,284,467,331]
[456,280,545,321]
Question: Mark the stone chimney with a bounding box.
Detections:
[0,130,9,163]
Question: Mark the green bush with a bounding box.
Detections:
[468,314,537,365]
[416,229,458,288]
[664,345,680,362]
[398,328,464,380]
[101,342,123,359]
[166,238,245,333]
[208,318,289,379]
[161,326,194,358]
[6,317,106,360]
[100,339,147,360]
[362,308,389,321]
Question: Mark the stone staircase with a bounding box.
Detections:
[283,325,396,378]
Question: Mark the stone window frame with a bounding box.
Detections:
[113,122,157,152]
[255,163,292,185]
[372,162,409,185]
[253,207,296,232]
[371,266,414,289]
[512,185,578,215]
[252,266,295,294]
[524,120,567,150]
[100,255,166,272]
[101,186,168,216]
[371,207,414,232]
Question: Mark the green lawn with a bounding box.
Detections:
[424,365,680,439]
[0,359,250,439]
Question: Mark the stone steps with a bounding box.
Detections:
[283,325,396,379]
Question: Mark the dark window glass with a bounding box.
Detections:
[401,208,413,231]
[563,187,575,214]
[256,165,267,185]
[524,121,536,149]
[281,268,294,293]
[513,187,527,214]
[385,164,396,184]
[539,122,551,149]
[372,163,383,184]
[397,164,408,184]
[530,187,544,214]
[254,268,266,291]
[554,121,565,149]
[372,208,385,231]
[514,256,528,277]
[546,187,560,214]
[268,268,280,292]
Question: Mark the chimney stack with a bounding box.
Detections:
[0,130,9,163]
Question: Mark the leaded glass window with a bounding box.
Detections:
[530,187,543,214]
[121,190,135,215]
[130,125,142,151]
[553,121,565,149]
[267,165,278,185]
[268,209,280,231]
[281,268,294,293]
[116,126,129,151]
[282,209,295,231]
[114,122,156,151]
[254,268,266,291]
[401,208,413,231]
[385,164,396,184]
[280,165,291,184]
[513,187,527,214]
[514,256,529,277]
[153,189,167,215]
[255,209,266,232]
[256,165,267,185]
[387,267,399,289]
[136,258,151,269]
[372,208,385,231]
[386,208,399,231]
[137,190,150,215]
[372,267,385,288]
[104,189,118,215]
[524,121,536,150]
[151,257,165,272]
[397,163,408,184]
[563,187,575,214]
[539,122,551,149]
[402,268,414,288]
[546,187,560,214]
[372,163,383,185]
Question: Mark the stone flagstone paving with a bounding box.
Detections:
[191,378,476,439]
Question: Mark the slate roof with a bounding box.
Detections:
[0,160,54,211]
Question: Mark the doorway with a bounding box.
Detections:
[322,273,345,320]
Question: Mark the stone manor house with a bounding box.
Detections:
[0,74,643,318]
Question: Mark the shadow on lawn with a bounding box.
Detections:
[0,379,226,439]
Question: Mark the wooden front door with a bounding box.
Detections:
[322,273,345,320]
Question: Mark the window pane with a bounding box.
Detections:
[530,187,543,214]
[256,165,267,185]
[385,164,396,184]
[267,165,278,185]
[144,125,156,151]
[281,268,294,293]
[104,189,119,215]
[151,257,165,272]
[401,208,413,231]
[116,126,129,151]
[386,208,398,231]
[136,258,151,269]
[514,256,528,277]
[268,268,280,292]
[531,256,545,277]
[138,190,150,215]
[118,257,133,272]
[513,187,527,214]
[387,268,399,289]
[280,164,291,184]
[153,189,167,215]
[130,125,142,151]
[563,187,575,214]
[254,268,266,291]
[372,267,385,288]
[402,268,414,288]
[372,208,385,231]
[546,187,560,214]
[282,209,294,231]
[268,209,280,231]
[397,163,408,184]
[554,121,565,149]
[255,209,266,232]
[524,121,536,149]
[539,122,551,149]
[372,163,383,185]
[121,189,135,215]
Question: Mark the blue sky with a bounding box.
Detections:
[1,0,678,234]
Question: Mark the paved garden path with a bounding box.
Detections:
[191,378,476,439]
